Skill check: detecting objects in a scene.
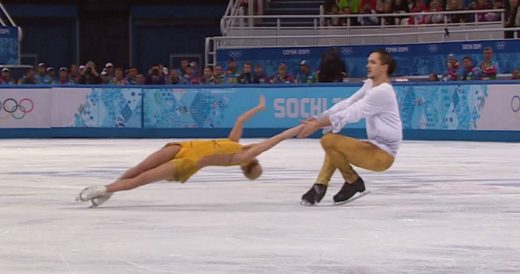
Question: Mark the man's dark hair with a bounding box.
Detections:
[373,49,396,76]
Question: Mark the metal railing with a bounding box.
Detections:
[220,0,243,35]
[222,9,505,31]
[0,1,22,41]
[209,9,510,67]
[221,0,269,35]
[205,25,520,67]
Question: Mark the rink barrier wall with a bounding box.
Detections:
[1,82,520,141]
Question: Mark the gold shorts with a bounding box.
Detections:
[165,139,243,183]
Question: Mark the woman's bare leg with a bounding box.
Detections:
[106,161,176,192]
[118,145,180,179]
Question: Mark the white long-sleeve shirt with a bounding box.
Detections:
[319,79,402,156]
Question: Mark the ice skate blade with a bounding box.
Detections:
[333,191,370,206]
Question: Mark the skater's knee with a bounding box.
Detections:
[320,133,340,150]
[372,155,394,172]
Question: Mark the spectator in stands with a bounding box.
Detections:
[35,63,51,84]
[459,56,481,80]
[270,63,295,84]
[253,64,268,84]
[0,68,15,85]
[475,0,492,22]
[408,0,428,24]
[86,61,100,76]
[19,68,37,85]
[327,4,342,26]
[394,0,411,24]
[325,0,336,12]
[358,2,380,25]
[162,66,169,78]
[340,7,356,26]
[181,65,199,85]
[111,67,126,85]
[158,64,167,78]
[483,0,504,21]
[101,70,111,84]
[125,67,138,85]
[442,53,460,81]
[167,68,181,84]
[424,0,444,24]
[512,68,520,79]
[79,62,102,84]
[360,0,377,10]
[79,65,86,75]
[380,0,396,25]
[189,61,199,77]
[199,67,214,85]
[337,0,360,13]
[180,59,190,75]
[69,64,81,84]
[429,72,440,81]
[479,47,498,80]
[466,0,479,23]
[446,0,466,23]
[318,48,347,82]
[105,62,114,77]
[296,60,317,83]
[213,64,226,84]
[57,67,74,85]
[146,65,166,85]
[504,0,520,38]
[47,67,57,83]
[135,74,146,85]
[238,63,254,84]
[226,58,240,84]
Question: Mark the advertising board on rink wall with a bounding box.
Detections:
[1,83,520,140]
[0,88,51,128]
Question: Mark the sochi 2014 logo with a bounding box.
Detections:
[0,98,34,119]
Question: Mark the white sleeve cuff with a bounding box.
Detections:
[322,126,332,134]
[328,113,344,133]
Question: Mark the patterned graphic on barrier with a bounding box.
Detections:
[396,84,488,130]
[73,88,142,127]
[143,85,489,130]
[143,88,231,128]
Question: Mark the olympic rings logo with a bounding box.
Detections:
[0,98,34,120]
[511,95,520,120]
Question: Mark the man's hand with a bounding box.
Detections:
[301,117,317,123]
[297,119,322,138]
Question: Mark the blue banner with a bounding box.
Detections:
[0,27,19,64]
[143,86,363,128]
[142,84,491,131]
[216,40,520,78]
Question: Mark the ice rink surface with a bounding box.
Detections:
[1,138,519,274]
